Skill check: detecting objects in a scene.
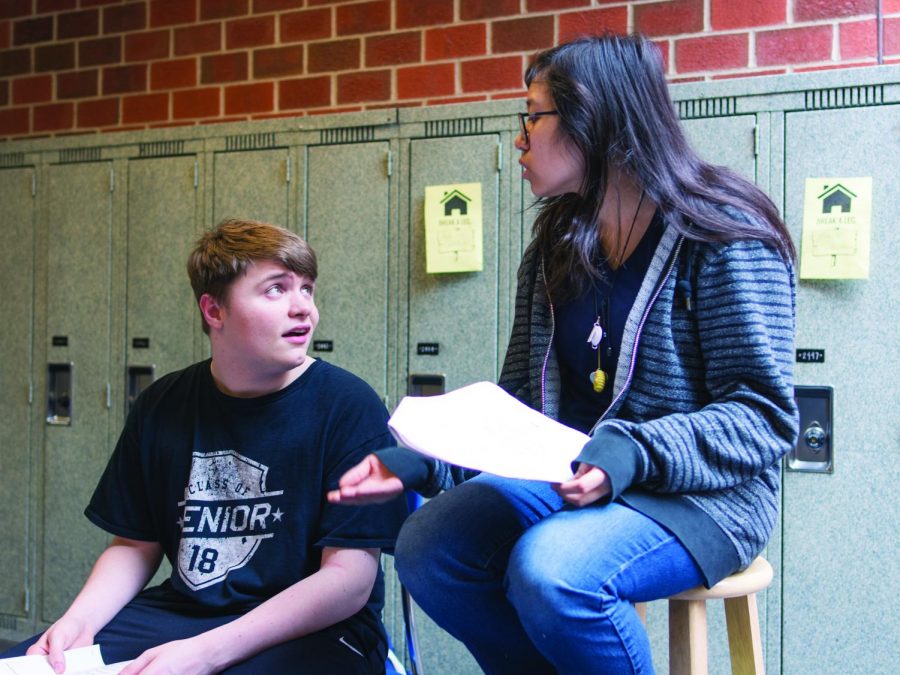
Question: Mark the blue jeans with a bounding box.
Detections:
[395,474,704,675]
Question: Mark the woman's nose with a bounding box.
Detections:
[515,130,528,151]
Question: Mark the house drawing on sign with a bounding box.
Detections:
[818,184,856,214]
[441,189,471,216]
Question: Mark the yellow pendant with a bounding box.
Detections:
[590,369,607,393]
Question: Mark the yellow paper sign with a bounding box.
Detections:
[799,177,872,279]
[424,183,483,274]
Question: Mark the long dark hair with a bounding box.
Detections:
[526,34,795,300]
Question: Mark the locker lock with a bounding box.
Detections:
[802,421,827,453]
[788,386,833,473]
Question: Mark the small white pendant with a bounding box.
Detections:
[587,321,604,349]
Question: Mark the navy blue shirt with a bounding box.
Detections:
[556,213,664,433]
[86,359,408,638]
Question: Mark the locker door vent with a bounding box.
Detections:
[319,126,376,144]
[0,151,25,167]
[138,140,186,157]
[225,132,277,152]
[58,147,102,164]
[425,117,484,137]
[804,85,884,110]
[0,614,17,630]
[677,96,738,119]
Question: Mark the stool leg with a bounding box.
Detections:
[669,599,708,675]
[723,593,764,675]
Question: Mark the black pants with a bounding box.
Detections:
[2,584,386,674]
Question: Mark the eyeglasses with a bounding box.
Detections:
[517,110,558,144]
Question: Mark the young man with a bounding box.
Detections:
[5,219,407,674]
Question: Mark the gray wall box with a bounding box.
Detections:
[0,64,897,674]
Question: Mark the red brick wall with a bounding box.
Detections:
[1,0,898,141]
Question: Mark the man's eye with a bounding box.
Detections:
[265,285,284,296]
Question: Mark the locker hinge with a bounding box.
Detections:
[386,150,393,178]
[28,381,33,404]
[24,586,30,613]
[193,160,200,189]
[285,155,292,183]
[109,166,115,192]
[496,141,502,172]
[31,171,37,197]
[106,383,112,409]
[753,125,760,157]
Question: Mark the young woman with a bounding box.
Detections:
[330,34,798,674]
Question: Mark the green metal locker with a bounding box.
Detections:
[125,154,202,399]
[306,140,395,401]
[0,166,36,624]
[682,114,761,184]
[40,160,116,621]
[781,101,900,675]
[212,145,292,229]
[406,133,504,394]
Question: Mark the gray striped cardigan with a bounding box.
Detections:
[493,223,798,584]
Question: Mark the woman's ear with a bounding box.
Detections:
[199,293,225,330]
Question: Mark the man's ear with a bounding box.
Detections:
[199,293,225,330]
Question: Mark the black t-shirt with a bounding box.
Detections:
[86,359,407,634]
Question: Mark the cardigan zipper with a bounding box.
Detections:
[539,257,555,416]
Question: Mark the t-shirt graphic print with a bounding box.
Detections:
[176,449,285,591]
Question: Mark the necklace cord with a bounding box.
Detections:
[588,189,645,394]
[616,190,645,268]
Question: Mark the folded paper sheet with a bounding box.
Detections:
[388,381,589,483]
[0,645,130,675]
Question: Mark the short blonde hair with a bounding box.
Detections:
[187,218,317,333]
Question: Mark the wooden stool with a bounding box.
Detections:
[635,556,773,675]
